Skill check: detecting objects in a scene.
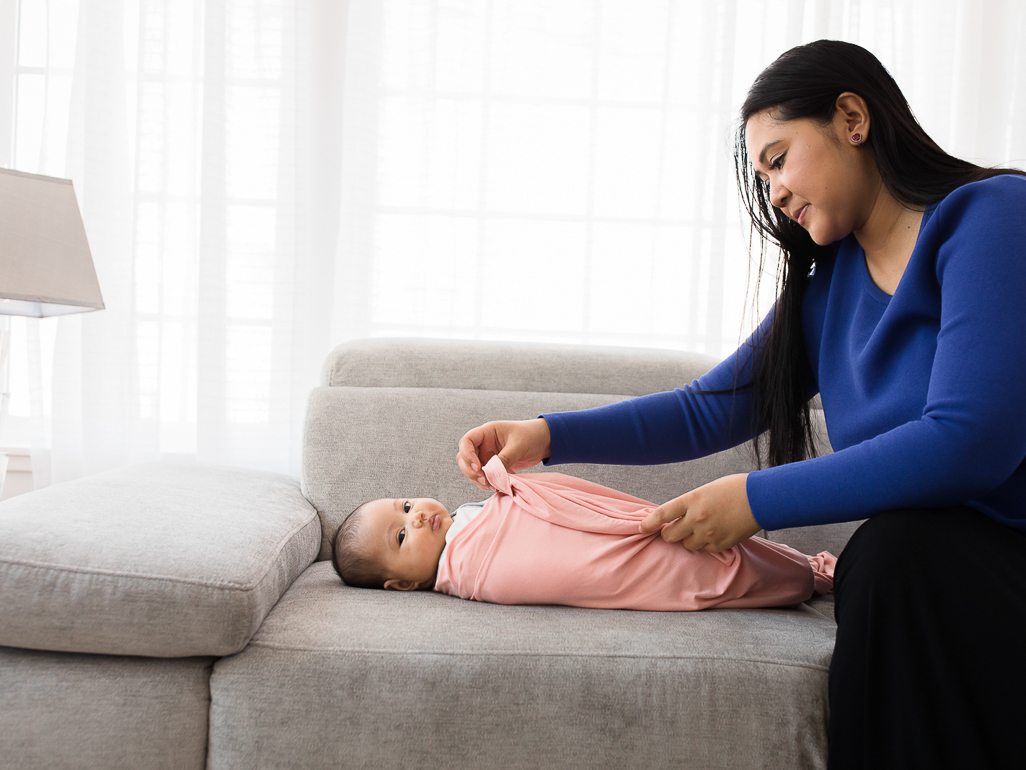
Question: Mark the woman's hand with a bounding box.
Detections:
[457,418,552,491]
[640,473,761,553]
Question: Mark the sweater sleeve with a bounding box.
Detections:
[748,177,1026,529]
[542,312,773,466]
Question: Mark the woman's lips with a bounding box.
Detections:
[797,205,808,225]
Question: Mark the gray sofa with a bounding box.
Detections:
[0,338,859,769]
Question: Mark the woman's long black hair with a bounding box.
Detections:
[735,39,1026,469]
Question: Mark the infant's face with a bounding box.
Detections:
[360,498,453,591]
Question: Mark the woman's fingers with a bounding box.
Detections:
[659,514,695,544]
[640,496,688,534]
[643,474,759,553]
[457,419,553,486]
[495,431,532,471]
[456,451,491,491]
[496,418,552,472]
[641,504,700,548]
[457,428,493,488]
[457,429,484,473]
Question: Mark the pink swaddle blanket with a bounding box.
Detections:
[434,456,835,610]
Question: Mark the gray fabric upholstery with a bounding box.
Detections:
[0,462,320,657]
[0,645,213,770]
[320,336,721,394]
[209,562,835,770]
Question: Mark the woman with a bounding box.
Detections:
[457,40,1026,769]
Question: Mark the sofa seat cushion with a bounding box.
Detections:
[208,562,836,770]
[0,462,320,657]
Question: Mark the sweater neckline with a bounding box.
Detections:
[855,202,936,305]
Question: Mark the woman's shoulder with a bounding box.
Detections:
[920,173,1026,278]
[930,173,1026,223]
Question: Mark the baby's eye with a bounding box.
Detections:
[397,528,406,546]
[403,501,411,513]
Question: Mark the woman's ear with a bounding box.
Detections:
[383,578,420,591]
[834,91,871,141]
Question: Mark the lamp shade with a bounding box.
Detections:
[0,168,104,317]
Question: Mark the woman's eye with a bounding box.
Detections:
[397,528,406,546]
[770,154,784,171]
[403,501,411,513]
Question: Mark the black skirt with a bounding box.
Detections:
[827,506,1026,770]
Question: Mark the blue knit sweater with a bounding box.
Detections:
[543,175,1026,532]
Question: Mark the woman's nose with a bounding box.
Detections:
[769,179,788,209]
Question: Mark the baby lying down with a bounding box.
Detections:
[332,456,835,610]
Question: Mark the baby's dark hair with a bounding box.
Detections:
[331,502,388,589]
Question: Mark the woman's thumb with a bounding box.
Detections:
[495,437,521,470]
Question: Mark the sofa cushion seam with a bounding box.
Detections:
[241,642,830,672]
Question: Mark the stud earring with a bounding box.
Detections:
[850,132,863,145]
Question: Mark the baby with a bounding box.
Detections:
[332,456,835,611]
[332,495,462,591]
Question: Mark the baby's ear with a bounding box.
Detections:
[383,578,420,591]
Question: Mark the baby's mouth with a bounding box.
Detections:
[430,514,440,531]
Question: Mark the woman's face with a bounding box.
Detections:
[745,107,876,246]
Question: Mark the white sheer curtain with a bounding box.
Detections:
[1,0,1024,484]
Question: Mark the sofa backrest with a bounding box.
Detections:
[302,338,855,562]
